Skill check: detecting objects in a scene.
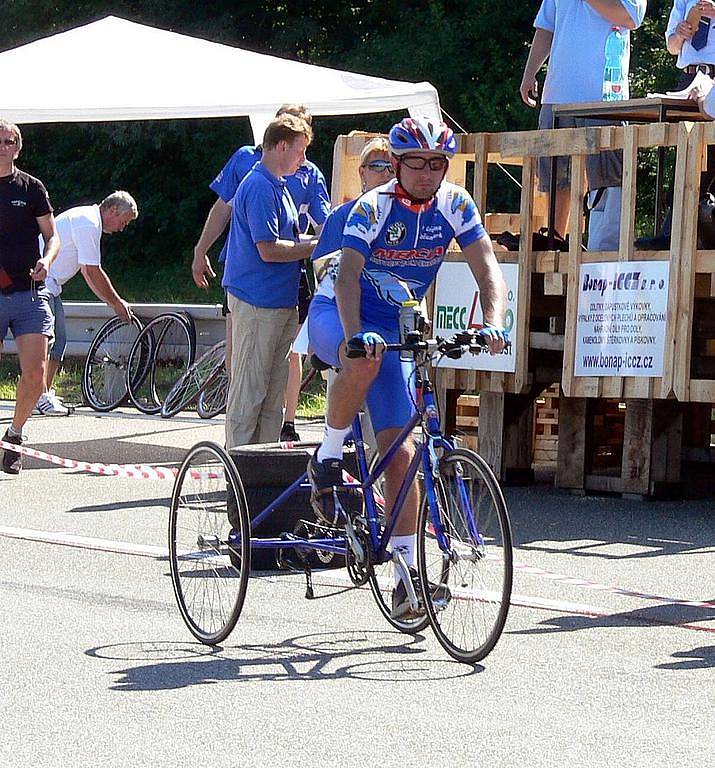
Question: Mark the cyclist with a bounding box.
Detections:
[307,116,507,619]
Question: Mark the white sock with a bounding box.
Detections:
[316,424,350,462]
[8,424,25,440]
[390,534,417,581]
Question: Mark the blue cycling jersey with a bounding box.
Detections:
[342,179,486,325]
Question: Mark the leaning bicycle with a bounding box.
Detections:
[168,328,513,664]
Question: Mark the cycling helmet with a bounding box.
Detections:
[388,117,457,158]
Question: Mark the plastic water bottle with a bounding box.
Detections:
[399,300,420,361]
[602,26,626,101]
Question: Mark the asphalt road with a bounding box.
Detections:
[1,403,713,768]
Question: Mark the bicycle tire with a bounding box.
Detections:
[197,369,228,418]
[365,452,430,635]
[169,441,251,645]
[161,340,226,418]
[418,448,512,664]
[127,312,196,414]
[81,316,146,412]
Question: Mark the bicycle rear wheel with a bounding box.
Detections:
[127,312,196,414]
[169,441,250,645]
[161,340,226,418]
[197,368,228,418]
[365,453,430,635]
[418,448,512,664]
[82,316,146,412]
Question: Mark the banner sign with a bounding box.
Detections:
[574,260,670,377]
[432,262,518,372]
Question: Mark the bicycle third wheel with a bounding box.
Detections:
[418,448,513,664]
[197,368,228,419]
[161,340,226,418]
[82,316,146,412]
[169,441,250,645]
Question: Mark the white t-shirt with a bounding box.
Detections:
[535,0,646,104]
[45,204,102,297]
[666,0,715,69]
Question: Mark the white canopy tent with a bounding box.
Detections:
[0,15,441,140]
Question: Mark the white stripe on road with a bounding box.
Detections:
[2,525,713,634]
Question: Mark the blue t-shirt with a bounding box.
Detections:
[342,180,487,324]
[222,163,301,308]
[210,144,331,237]
[535,0,646,103]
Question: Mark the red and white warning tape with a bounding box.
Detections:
[0,438,224,481]
[511,558,715,610]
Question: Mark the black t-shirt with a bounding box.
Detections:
[0,168,52,292]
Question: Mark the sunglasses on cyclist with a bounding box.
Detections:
[363,160,394,174]
[399,155,448,171]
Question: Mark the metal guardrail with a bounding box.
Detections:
[1,302,225,357]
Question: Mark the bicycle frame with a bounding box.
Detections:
[240,358,477,570]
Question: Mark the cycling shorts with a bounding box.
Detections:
[307,295,416,434]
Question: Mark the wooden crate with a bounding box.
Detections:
[533,383,560,467]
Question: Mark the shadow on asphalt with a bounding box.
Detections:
[86,633,484,690]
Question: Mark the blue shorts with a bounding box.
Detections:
[0,288,55,342]
[307,295,416,434]
[48,293,67,361]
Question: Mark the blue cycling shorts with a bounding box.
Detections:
[307,295,416,434]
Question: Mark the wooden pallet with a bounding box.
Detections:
[455,394,479,451]
[533,383,560,467]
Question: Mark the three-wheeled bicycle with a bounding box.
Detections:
[168,329,513,664]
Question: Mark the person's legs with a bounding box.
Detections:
[225,296,274,449]
[13,332,48,430]
[280,350,302,440]
[45,294,65,389]
[258,308,297,443]
[537,104,575,238]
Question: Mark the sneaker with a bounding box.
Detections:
[307,452,346,526]
[35,389,70,416]
[280,421,301,442]
[1,430,23,475]
[391,567,452,620]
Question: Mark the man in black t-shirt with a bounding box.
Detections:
[0,119,60,474]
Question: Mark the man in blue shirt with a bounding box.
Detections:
[192,104,331,442]
[224,114,318,449]
[307,117,508,619]
[519,0,647,247]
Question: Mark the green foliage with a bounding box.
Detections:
[3,1,686,302]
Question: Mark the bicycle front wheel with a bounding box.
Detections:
[169,441,250,645]
[418,448,512,664]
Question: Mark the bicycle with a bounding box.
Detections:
[168,328,513,664]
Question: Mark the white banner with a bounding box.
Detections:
[432,261,518,372]
[574,260,670,377]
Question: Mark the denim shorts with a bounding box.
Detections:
[307,295,416,434]
[48,293,67,361]
[0,287,55,342]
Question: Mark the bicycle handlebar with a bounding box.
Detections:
[345,329,510,359]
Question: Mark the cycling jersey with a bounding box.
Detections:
[342,178,486,324]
